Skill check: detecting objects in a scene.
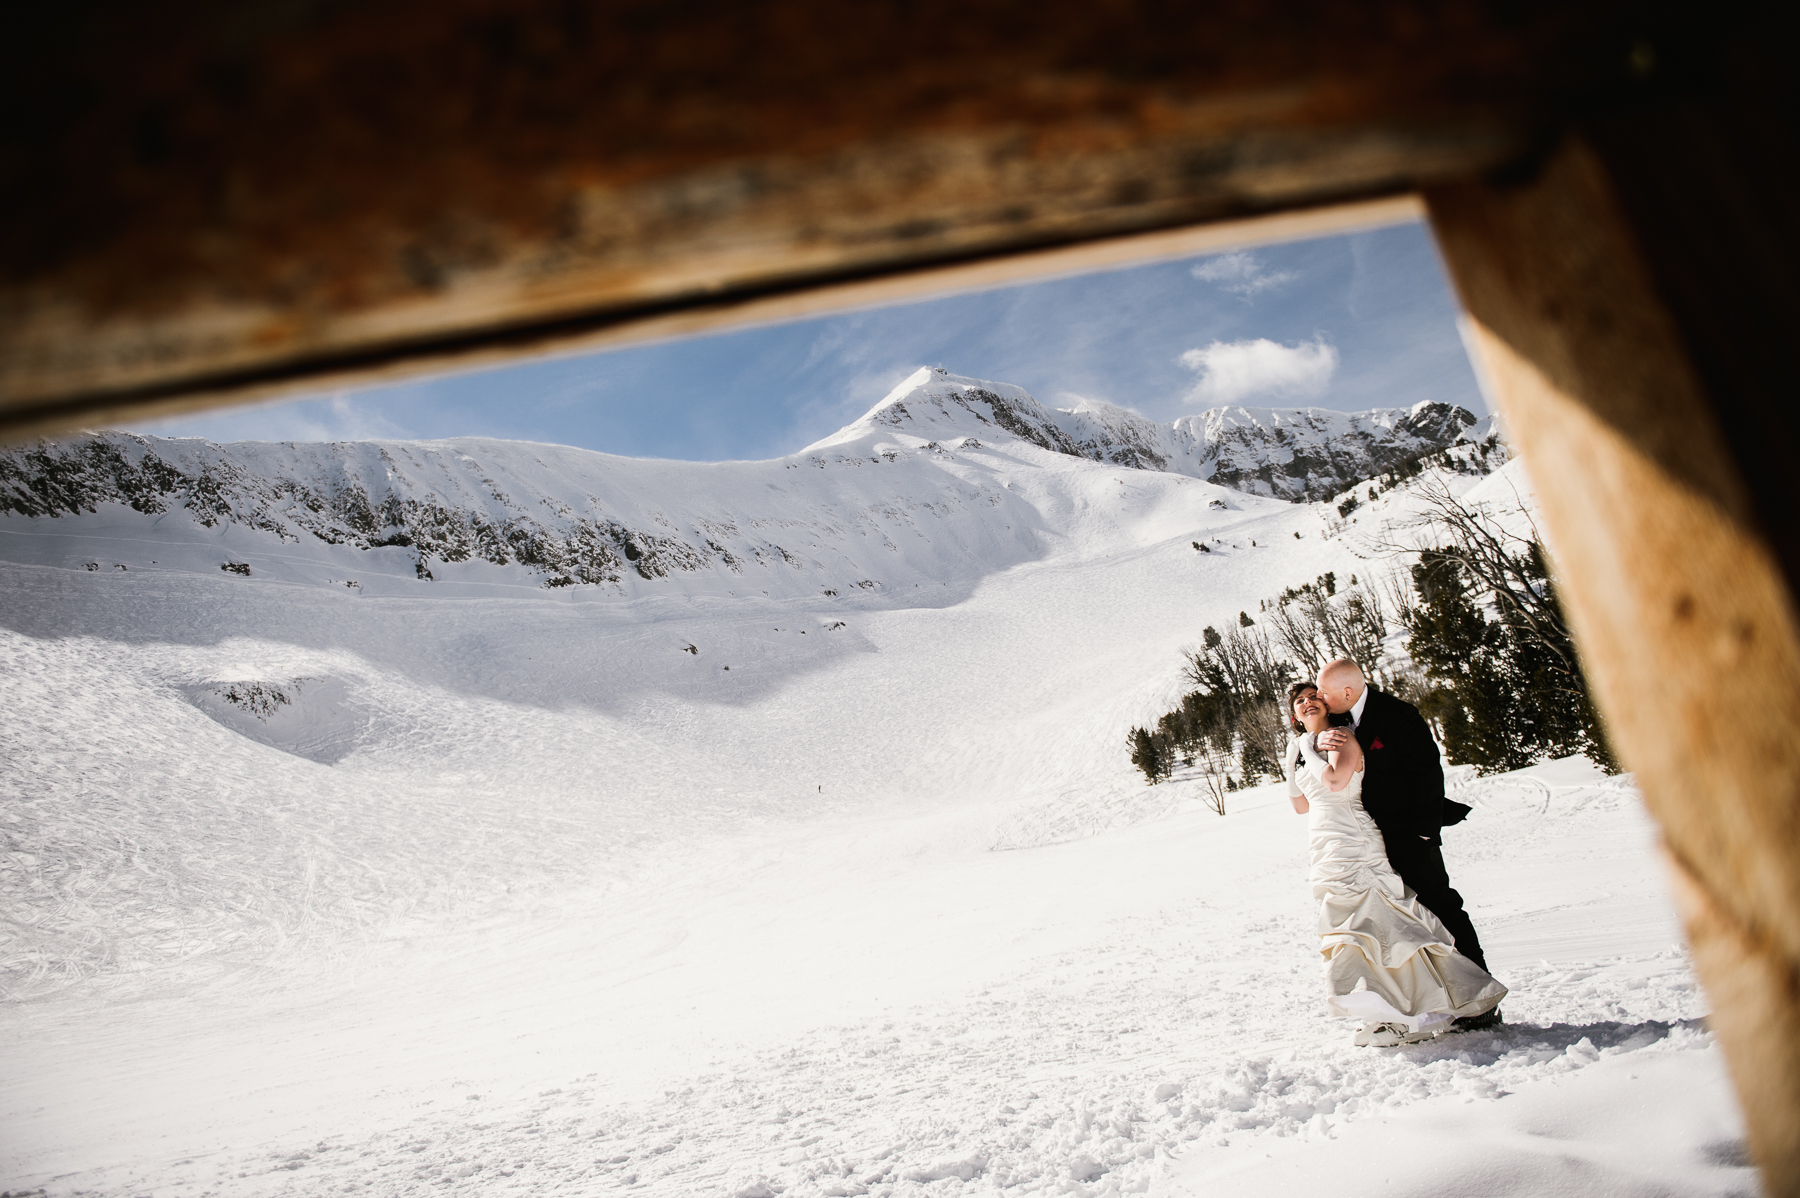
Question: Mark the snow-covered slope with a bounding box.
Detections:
[0,374,1741,1198]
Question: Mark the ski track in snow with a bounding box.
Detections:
[0,390,1746,1197]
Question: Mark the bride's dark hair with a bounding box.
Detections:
[1286,680,1319,734]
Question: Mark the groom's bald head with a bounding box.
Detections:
[1317,658,1366,714]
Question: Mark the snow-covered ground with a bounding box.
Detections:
[0,374,1750,1196]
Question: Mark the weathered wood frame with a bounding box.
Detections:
[6,2,1798,1187]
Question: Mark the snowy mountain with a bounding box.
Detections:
[820,367,1479,500]
[0,368,1477,594]
[828,368,1476,492]
[1166,401,1479,498]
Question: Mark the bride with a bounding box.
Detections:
[1286,681,1506,1046]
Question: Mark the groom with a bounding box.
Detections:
[1315,657,1501,1029]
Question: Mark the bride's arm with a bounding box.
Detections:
[1321,735,1364,792]
[1285,736,1309,813]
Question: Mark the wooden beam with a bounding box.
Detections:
[2,0,1647,435]
[1427,115,1800,1189]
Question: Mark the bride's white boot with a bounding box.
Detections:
[1355,1022,1404,1047]
[1356,1022,1439,1047]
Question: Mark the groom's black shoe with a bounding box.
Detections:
[1451,1008,1503,1032]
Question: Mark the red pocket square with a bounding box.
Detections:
[1371,738,1385,750]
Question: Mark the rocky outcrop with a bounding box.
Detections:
[1175,402,1480,501]
[0,435,675,586]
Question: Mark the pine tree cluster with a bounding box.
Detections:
[1402,544,1618,774]
[1376,478,1619,774]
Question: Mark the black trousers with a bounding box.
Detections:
[1385,834,1488,973]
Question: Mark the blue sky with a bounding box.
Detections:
[143,219,1483,462]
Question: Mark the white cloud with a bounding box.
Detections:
[1179,337,1338,407]
[1189,251,1296,298]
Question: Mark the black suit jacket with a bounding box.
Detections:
[1353,687,1455,844]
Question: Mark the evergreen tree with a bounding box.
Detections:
[1405,544,1618,774]
[1492,543,1620,771]
[1128,726,1164,785]
[1407,550,1523,771]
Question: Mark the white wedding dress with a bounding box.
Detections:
[1292,733,1506,1033]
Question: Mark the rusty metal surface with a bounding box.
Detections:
[1,1,1649,429]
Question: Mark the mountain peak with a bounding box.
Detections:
[808,367,1049,450]
[813,368,1482,500]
